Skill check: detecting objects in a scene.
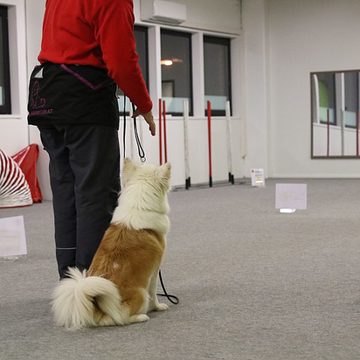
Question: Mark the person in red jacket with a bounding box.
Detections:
[28,0,155,279]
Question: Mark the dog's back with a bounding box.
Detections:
[88,224,165,316]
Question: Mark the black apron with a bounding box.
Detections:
[27,63,119,129]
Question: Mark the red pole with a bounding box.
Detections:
[159,98,163,165]
[327,108,330,157]
[357,111,359,156]
[163,100,168,163]
[207,101,213,187]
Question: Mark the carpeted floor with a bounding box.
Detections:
[1,179,360,360]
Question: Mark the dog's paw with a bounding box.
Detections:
[155,303,169,311]
[129,314,150,324]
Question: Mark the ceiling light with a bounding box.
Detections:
[161,60,173,66]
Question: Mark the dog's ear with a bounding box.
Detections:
[160,162,171,180]
[122,158,137,185]
[123,157,137,172]
[123,157,133,168]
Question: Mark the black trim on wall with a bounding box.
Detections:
[134,25,149,89]
[0,6,11,114]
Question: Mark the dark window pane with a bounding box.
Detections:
[317,73,336,125]
[161,30,192,115]
[0,6,11,114]
[204,36,231,116]
[134,26,148,87]
[344,71,359,128]
[118,26,148,113]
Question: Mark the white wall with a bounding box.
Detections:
[266,0,360,177]
[136,0,242,34]
[241,0,269,176]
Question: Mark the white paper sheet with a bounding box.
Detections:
[0,216,27,258]
[275,184,307,210]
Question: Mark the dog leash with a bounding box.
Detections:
[122,98,146,162]
[122,96,179,305]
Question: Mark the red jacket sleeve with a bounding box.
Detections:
[92,0,152,113]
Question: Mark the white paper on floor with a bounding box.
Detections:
[0,216,27,258]
[251,168,265,187]
[275,183,307,213]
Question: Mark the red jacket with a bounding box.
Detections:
[38,0,152,113]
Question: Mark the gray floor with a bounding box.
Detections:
[1,179,360,360]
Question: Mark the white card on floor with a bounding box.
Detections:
[0,216,27,257]
[251,168,265,187]
[275,184,307,211]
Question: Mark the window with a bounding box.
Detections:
[161,29,192,115]
[316,72,336,125]
[204,36,231,116]
[311,70,360,158]
[134,26,149,88]
[118,26,149,114]
[344,71,359,128]
[0,6,11,114]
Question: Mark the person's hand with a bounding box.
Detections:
[132,108,156,136]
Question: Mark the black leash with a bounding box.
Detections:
[158,269,179,304]
[122,96,179,305]
[131,103,146,162]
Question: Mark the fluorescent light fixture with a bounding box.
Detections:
[160,58,183,66]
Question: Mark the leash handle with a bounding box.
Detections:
[121,95,146,162]
[131,102,146,162]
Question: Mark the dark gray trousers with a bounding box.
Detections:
[39,125,120,279]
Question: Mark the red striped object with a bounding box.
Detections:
[12,144,42,203]
[0,149,33,208]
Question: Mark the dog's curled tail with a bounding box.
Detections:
[52,267,127,330]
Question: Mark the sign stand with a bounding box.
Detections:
[251,168,265,187]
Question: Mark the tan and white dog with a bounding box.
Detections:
[52,158,171,330]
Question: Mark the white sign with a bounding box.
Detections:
[275,184,307,212]
[251,168,265,187]
[0,216,27,258]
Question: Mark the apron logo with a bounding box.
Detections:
[28,78,53,116]
[30,80,46,109]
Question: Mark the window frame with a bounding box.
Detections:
[0,5,11,114]
[203,35,232,117]
[160,28,193,116]
[344,71,359,129]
